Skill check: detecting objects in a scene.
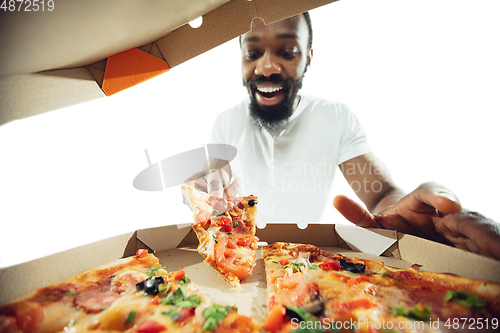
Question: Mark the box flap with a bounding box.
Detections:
[136,224,193,252]
[335,224,398,256]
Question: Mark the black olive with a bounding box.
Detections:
[135,280,145,291]
[136,277,164,295]
[144,276,164,295]
[248,199,258,207]
[340,259,366,273]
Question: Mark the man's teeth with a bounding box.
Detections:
[257,86,282,93]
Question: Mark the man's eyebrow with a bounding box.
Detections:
[242,36,260,44]
[276,33,299,40]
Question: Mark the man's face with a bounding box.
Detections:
[240,15,312,129]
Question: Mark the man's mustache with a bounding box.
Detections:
[248,74,287,88]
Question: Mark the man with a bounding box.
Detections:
[191,13,500,260]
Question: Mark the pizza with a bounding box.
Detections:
[0,249,261,333]
[181,184,259,290]
[262,242,500,333]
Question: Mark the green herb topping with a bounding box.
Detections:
[161,285,201,309]
[146,266,163,277]
[380,270,393,278]
[305,257,318,270]
[202,304,237,331]
[125,311,137,325]
[443,290,486,311]
[392,305,432,321]
[278,262,306,271]
[162,310,182,321]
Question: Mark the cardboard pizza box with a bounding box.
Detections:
[2,222,500,318]
[0,0,336,125]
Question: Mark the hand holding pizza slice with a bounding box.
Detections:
[181,185,259,290]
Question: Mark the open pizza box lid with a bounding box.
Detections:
[2,222,500,317]
[0,0,337,125]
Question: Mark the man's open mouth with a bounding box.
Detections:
[255,86,285,106]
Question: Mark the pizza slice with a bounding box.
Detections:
[262,242,500,333]
[0,249,262,333]
[181,184,259,290]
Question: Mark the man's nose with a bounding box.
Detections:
[254,52,281,77]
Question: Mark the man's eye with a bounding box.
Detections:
[245,53,258,60]
[282,50,298,58]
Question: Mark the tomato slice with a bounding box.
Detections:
[331,298,375,314]
[136,249,148,258]
[318,259,341,271]
[221,217,233,232]
[347,275,371,287]
[274,273,310,307]
[214,234,256,280]
[135,320,166,333]
[176,308,195,324]
[166,268,186,283]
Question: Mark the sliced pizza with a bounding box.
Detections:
[262,242,500,333]
[181,184,259,290]
[0,249,262,333]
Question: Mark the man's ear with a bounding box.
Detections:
[305,48,313,71]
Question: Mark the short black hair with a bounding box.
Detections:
[302,12,313,51]
[239,12,313,50]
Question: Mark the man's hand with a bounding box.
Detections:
[185,169,241,197]
[333,182,500,260]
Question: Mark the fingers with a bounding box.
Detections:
[205,170,227,197]
[412,182,462,214]
[226,177,242,196]
[333,195,379,228]
[441,211,500,260]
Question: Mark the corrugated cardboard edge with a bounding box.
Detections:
[0,231,137,304]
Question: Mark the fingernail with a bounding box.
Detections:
[438,191,460,203]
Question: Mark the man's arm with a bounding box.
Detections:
[338,154,500,260]
[339,153,405,213]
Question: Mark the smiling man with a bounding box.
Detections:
[210,13,395,223]
[198,13,500,260]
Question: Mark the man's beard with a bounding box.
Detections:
[244,74,303,132]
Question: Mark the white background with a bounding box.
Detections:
[1,0,499,268]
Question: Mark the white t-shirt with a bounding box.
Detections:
[210,95,371,224]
